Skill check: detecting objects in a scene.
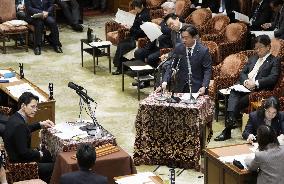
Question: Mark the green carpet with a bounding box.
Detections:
[0,14,247,183]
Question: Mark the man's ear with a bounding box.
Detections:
[20,103,25,109]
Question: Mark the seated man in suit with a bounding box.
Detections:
[158,25,212,94]
[215,35,281,141]
[250,0,272,31]
[112,0,150,75]
[3,92,54,183]
[261,0,284,39]
[56,0,83,32]
[25,0,63,55]
[60,144,108,184]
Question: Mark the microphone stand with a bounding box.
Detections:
[167,58,181,103]
[75,89,103,138]
[155,57,170,101]
[183,73,196,104]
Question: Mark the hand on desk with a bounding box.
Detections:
[198,87,206,95]
[247,134,256,144]
[40,120,54,128]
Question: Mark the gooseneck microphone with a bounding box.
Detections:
[68,82,84,91]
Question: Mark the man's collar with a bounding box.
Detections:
[260,52,271,61]
[17,111,27,123]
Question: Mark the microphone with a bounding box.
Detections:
[68,82,84,91]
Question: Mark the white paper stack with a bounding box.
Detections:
[251,31,275,39]
[233,11,250,24]
[218,153,255,169]
[113,9,136,28]
[129,65,153,71]
[89,41,112,47]
[6,83,47,102]
[140,22,163,42]
[229,84,251,93]
[115,172,156,184]
[52,122,88,140]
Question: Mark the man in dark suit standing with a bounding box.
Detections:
[159,25,212,94]
[60,144,108,184]
[3,92,55,183]
[261,0,284,39]
[25,0,63,55]
[215,35,281,141]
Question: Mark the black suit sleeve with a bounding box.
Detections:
[25,0,42,14]
[46,0,54,15]
[251,4,272,31]
[14,123,40,162]
[239,57,254,85]
[201,48,212,88]
[28,122,41,133]
[258,57,280,89]
[279,112,284,135]
[242,112,257,140]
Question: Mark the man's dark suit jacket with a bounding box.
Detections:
[239,54,280,91]
[130,8,150,40]
[163,42,212,93]
[24,0,54,16]
[3,112,41,163]
[60,170,108,184]
[242,111,284,139]
[250,1,272,31]
[272,5,284,39]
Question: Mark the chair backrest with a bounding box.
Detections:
[270,38,284,61]
[224,23,247,42]
[146,0,165,8]
[219,53,248,77]
[209,15,230,34]
[280,97,284,111]
[175,0,191,17]
[202,40,219,65]
[0,0,16,22]
[186,8,212,26]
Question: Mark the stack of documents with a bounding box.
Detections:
[229,84,251,93]
[233,11,249,24]
[89,41,112,47]
[140,22,163,42]
[113,9,136,28]
[0,70,19,83]
[218,153,255,169]
[115,172,157,184]
[6,83,46,102]
[52,122,88,140]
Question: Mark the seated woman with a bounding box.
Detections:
[245,125,284,184]
[242,96,284,143]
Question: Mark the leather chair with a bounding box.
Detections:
[270,38,284,62]
[185,8,212,32]
[175,0,193,19]
[280,97,284,111]
[209,53,248,119]
[0,0,28,54]
[202,22,247,63]
[129,0,166,11]
[201,40,219,66]
[200,15,230,38]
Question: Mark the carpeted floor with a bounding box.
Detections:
[0,14,247,183]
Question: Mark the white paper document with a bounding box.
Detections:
[249,143,259,152]
[219,88,231,95]
[89,41,112,47]
[251,31,275,39]
[6,83,47,102]
[113,8,136,28]
[230,84,251,93]
[180,93,200,100]
[218,153,255,169]
[233,11,249,24]
[115,172,156,184]
[52,122,88,140]
[0,77,19,83]
[140,22,163,42]
[129,65,153,71]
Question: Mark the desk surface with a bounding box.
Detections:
[51,147,137,184]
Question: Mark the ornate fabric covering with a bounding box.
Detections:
[0,24,28,34]
[0,0,16,22]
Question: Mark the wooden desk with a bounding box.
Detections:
[0,69,55,148]
[50,147,137,184]
[204,144,257,184]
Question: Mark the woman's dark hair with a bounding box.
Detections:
[18,92,39,110]
[257,125,279,151]
[76,144,96,169]
[131,0,146,8]
[180,24,199,37]
[164,13,178,22]
[254,35,271,46]
[257,96,280,120]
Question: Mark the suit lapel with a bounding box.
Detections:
[258,54,272,73]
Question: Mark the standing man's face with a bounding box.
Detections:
[166,17,180,32]
[21,99,38,118]
[181,31,195,48]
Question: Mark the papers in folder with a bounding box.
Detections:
[140,22,163,42]
[233,11,250,24]
[89,41,112,47]
[251,31,275,39]
[52,122,88,140]
[6,83,47,102]
[229,84,251,93]
[180,93,200,100]
[113,9,136,28]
